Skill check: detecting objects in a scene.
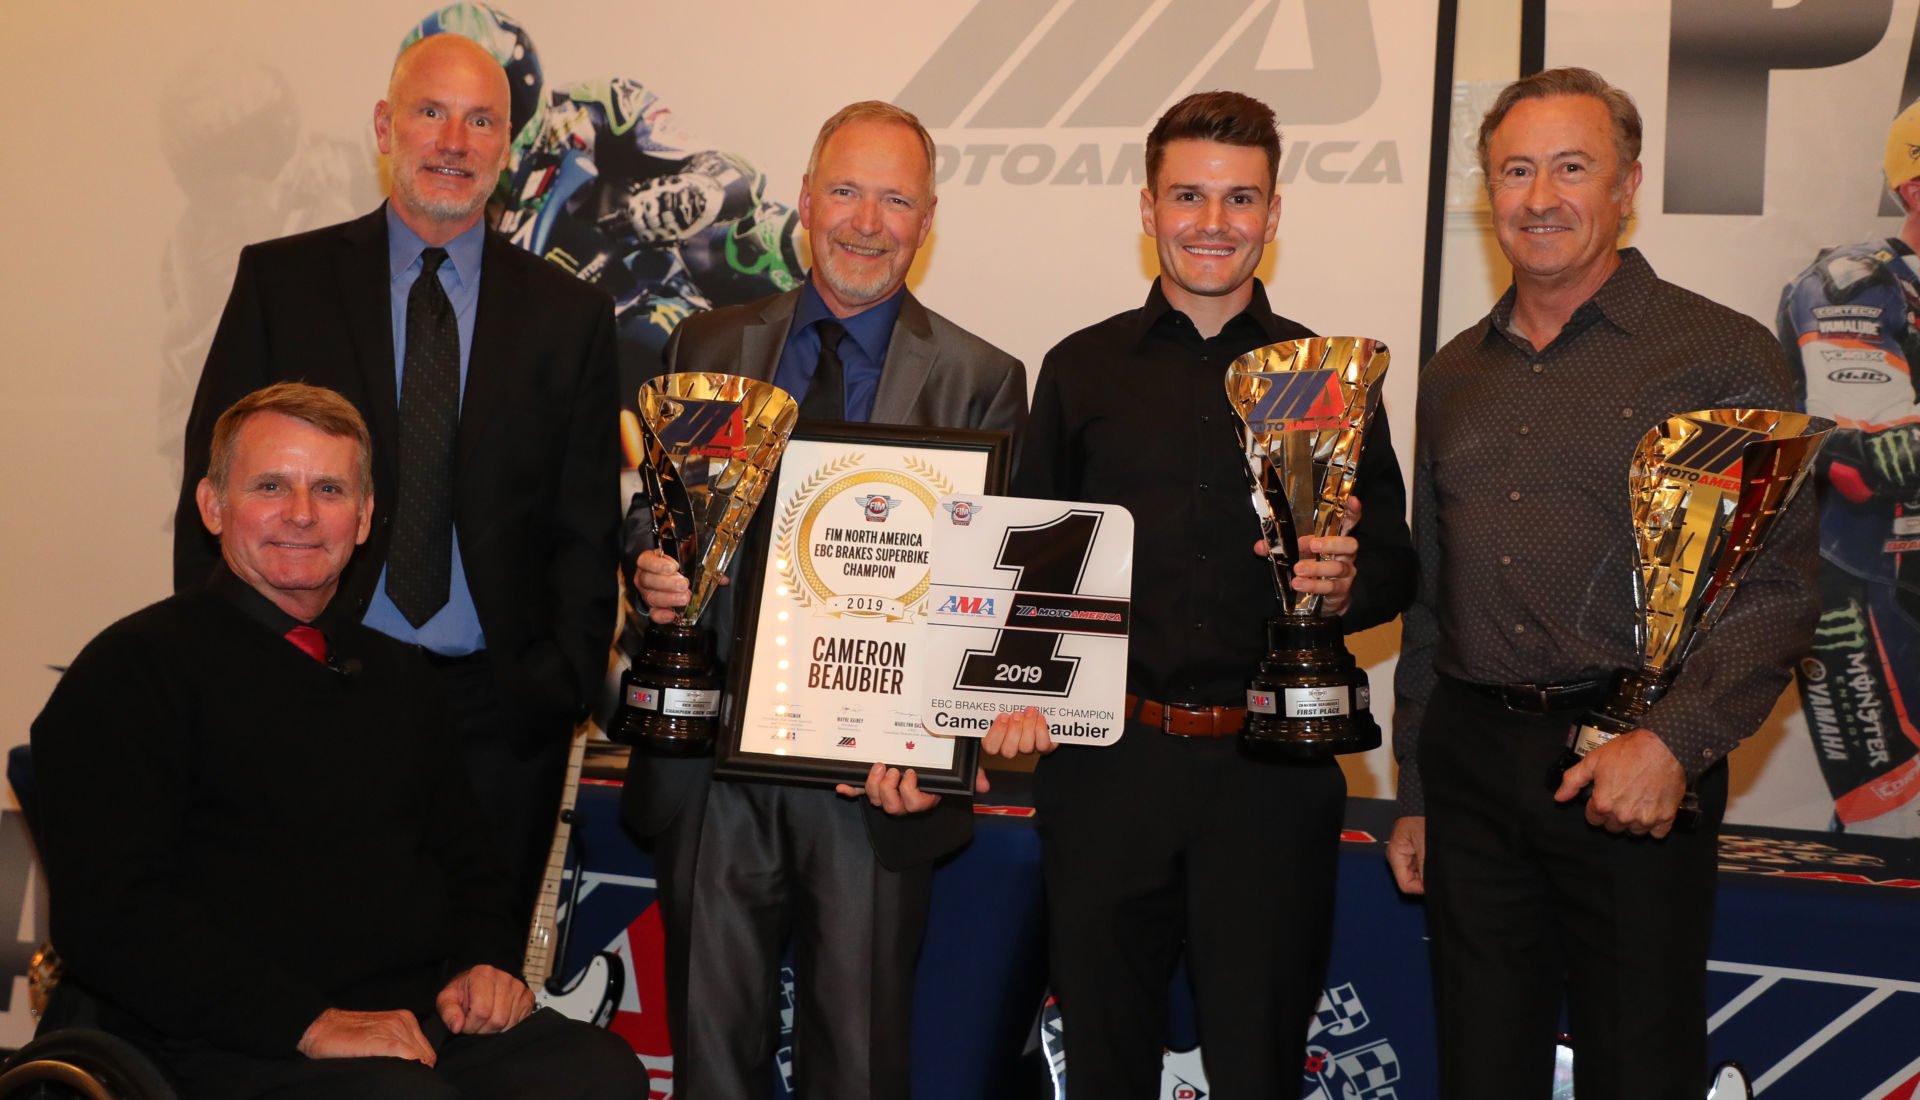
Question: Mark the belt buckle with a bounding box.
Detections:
[1500,683,1551,716]
[1161,704,1177,733]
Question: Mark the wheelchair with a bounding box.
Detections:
[0,747,178,1100]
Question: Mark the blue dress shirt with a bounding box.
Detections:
[771,277,906,424]
[361,205,488,655]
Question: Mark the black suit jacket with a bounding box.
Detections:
[173,207,621,747]
[623,286,1028,870]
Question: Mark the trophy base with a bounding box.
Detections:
[1241,616,1380,759]
[608,622,724,757]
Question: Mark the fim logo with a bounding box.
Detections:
[859,494,900,522]
[654,399,749,461]
[1660,421,1766,493]
[837,736,857,748]
[936,594,997,616]
[943,498,981,525]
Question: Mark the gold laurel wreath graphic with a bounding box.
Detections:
[775,452,865,611]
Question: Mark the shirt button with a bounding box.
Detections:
[1200,414,1209,423]
[1513,623,1526,634]
[1531,362,1544,373]
[1199,483,1210,491]
[1499,554,1512,566]
[1622,407,1634,418]
[1702,748,1713,759]
[1196,552,1207,562]
[1194,622,1205,630]
[1508,490,1522,501]
[1519,425,1530,435]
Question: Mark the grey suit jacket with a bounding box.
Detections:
[623,285,1027,869]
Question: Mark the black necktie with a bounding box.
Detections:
[389,247,459,627]
[799,320,846,422]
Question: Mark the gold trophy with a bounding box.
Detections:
[1566,409,1832,780]
[610,373,798,755]
[1225,337,1390,756]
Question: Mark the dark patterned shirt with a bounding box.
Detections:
[1392,249,1820,815]
[1015,279,1415,705]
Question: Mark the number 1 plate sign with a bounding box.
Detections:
[921,496,1133,746]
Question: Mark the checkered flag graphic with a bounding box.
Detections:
[1309,983,1369,1039]
[1333,1039,1401,1099]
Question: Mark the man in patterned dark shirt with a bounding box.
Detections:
[1386,68,1817,1100]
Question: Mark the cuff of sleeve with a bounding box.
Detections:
[208,986,333,1058]
[1641,699,1738,785]
[1394,758,1425,818]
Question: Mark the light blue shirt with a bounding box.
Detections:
[362,205,487,655]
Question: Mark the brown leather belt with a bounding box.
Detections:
[1127,694,1245,737]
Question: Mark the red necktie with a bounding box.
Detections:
[285,625,328,664]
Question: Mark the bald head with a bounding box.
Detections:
[374,32,511,244]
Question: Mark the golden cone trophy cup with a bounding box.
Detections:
[611,373,798,755]
[1225,337,1389,757]
[1565,408,1832,792]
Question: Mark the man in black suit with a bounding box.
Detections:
[39,383,643,1099]
[173,32,620,931]
[624,101,1026,1099]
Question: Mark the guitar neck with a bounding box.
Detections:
[524,727,589,988]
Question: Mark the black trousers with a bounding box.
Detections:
[1420,676,1727,1100]
[650,777,930,1100]
[163,1007,646,1100]
[1036,720,1346,1100]
[430,654,571,939]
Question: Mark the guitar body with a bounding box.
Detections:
[536,950,624,1028]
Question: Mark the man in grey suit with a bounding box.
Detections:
[620,101,1026,1099]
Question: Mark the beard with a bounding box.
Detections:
[813,229,900,306]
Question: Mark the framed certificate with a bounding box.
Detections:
[715,422,1011,793]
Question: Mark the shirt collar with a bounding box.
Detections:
[385,202,486,287]
[1129,277,1281,344]
[1486,247,1658,348]
[793,274,906,362]
[209,566,351,644]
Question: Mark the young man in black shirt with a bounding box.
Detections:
[1008,91,1415,1100]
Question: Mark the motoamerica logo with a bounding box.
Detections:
[900,0,1400,187]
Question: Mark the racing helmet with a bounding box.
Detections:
[1885,99,1920,193]
[400,3,545,138]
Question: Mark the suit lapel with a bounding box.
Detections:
[736,292,797,382]
[870,291,935,424]
[456,232,518,465]
[336,209,399,448]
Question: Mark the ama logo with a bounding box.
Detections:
[1661,421,1765,493]
[1247,370,1347,432]
[655,400,748,460]
[937,594,996,616]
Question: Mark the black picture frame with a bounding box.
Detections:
[713,421,1011,794]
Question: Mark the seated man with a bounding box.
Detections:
[30,383,643,1100]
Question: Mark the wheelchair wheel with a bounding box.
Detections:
[0,1029,178,1100]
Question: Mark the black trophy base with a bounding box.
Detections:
[1561,667,1670,768]
[1555,668,1699,829]
[609,622,723,757]
[1242,615,1380,759]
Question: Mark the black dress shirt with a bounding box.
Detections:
[1013,279,1415,706]
[1392,249,1821,814]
